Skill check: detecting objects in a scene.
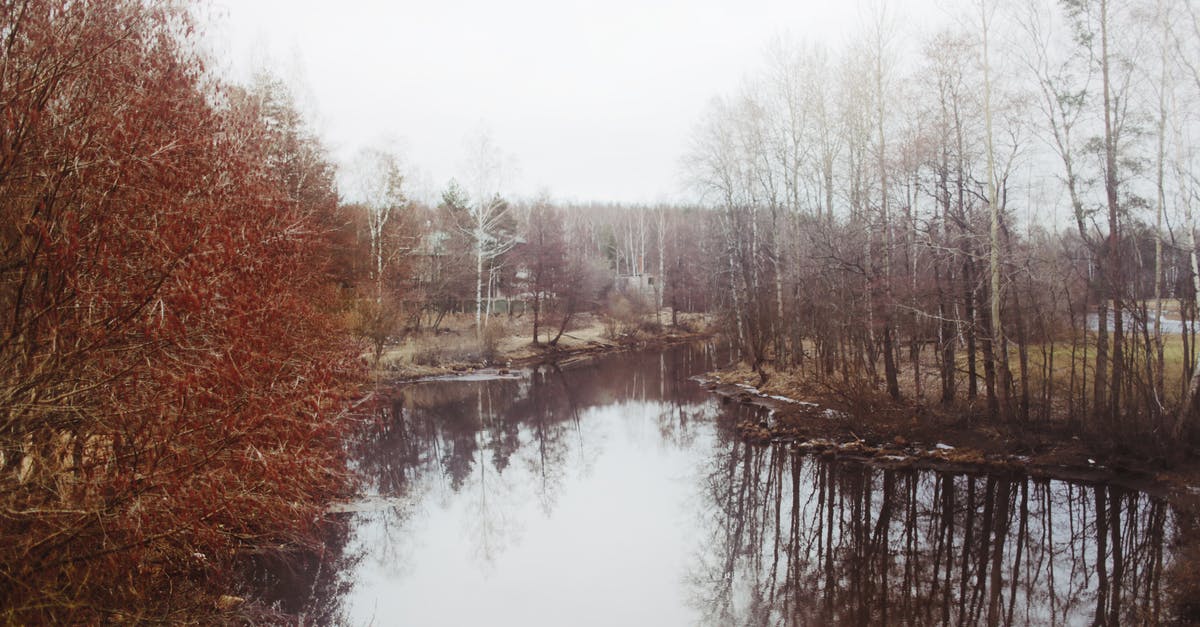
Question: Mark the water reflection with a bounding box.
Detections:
[327,343,724,625]
[351,344,723,503]
[692,444,1174,626]
[297,342,1178,626]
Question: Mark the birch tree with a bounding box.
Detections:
[1148,0,1175,417]
[347,146,407,305]
[981,0,1013,420]
[1177,152,1200,435]
[460,128,517,334]
[866,2,902,399]
[1172,1,1200,435]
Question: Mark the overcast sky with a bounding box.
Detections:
[208,0,944,206]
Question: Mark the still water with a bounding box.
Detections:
[289,343,1180,626]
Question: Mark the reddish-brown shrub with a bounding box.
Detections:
[0,1,360,621]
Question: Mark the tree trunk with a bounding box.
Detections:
[1095,300,1109,422]
[1153,7,1169,418]
[475,240,484,335]
[1174,217,1200,437]
[532,289,541,345]
[938,154,956,404]
[884,321,901,400]
[876,25,899,402]
[981,289,999,418]
[982,1,1010,421]
[966,254,979,400]
[1101,0,1124,428]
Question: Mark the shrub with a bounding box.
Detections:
[481,322,508,364]
[348,298,403,364]
[0,3,358,622]
[603,292,651,339]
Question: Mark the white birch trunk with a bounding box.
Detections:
[1176,215,1200,436]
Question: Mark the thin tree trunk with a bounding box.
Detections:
[475,240,484,335]
[939,151,956,404]
[727,212,746,353]
[1096,300,1110,422]
[1174,216,1200,437]
[1153,6,1169,418]
[965,258,979,401]
[982,2,1010,421]
[981,286,999,418]
[877,37,900,402]
[1101,0,1124,428]
[532,288,541,345]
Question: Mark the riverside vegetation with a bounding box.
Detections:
[8,0,1200,622]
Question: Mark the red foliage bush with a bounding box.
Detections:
[0,1,360,621]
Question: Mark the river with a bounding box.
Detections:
[271,342,1183,625]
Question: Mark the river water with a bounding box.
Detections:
[281,342,1181,625]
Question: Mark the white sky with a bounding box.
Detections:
[207,0,944,205]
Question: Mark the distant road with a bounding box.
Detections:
[1087,313,1187,334]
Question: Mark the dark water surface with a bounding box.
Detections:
[291,343,1180,626]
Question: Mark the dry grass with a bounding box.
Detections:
[1008,332,1192,408]
[828,330,1198,412]
[723,325,1200,430]
[375,311,710,376]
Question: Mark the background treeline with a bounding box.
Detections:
[681,0,1200,447]
[0,1,362,621]
[341,144,725,355]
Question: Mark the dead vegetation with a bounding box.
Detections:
[376,311,711,379]
[703,360,1200,493]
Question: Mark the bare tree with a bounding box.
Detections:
[1172,2,1200,435]
[520,199,566,345]
[459,127,518,335]
[347,145,407,305]
[865,2,903,399]
[981,0,1013,420]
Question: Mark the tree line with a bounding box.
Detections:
[341,142,724,354]
[342,0,1200,451]
[682,0,1200,445]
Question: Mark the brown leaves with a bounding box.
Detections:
[0,1,359,622]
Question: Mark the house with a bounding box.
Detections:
[615,273,657,300]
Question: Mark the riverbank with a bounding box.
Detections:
[700,364,1200,502]
[295,340,1196,624]
[374,312,713,380]
[701,362,1200,622]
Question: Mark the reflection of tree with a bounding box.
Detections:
[550,362,600,480]
[521,368,570,515]
[244,513,360,624]
[464,384,520,566]
[294,341,726,610]
[484,381,522,475]
[656,351,709,449]
[463,428,519,567]
[341,389,432,580]
[690,442,1175,626]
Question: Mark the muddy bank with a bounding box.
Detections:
[699,368,1200,621]
[386,327,713,382]
[696,371,1200,505]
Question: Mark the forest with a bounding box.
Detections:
[679,0,1200,445]
[372,0,1200,443]
[4,0,1200,622]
